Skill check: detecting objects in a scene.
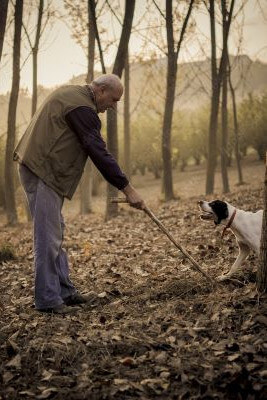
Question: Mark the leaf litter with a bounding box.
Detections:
[0,187,266,399]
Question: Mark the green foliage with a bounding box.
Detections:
[172,107,209,170]
[239,93,267,160]
[131,115,162,178]
[130,106,210,175]
[128,92,267,177]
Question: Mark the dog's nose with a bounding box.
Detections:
[198,200,203,205]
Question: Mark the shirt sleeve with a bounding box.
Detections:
[65,106,129,190]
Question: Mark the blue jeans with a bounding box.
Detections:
[19,164,77,309]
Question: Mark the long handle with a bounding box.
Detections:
[111,198,214,283]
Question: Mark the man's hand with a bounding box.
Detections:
[122,183,146,210]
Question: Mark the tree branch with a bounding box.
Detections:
[175,0,195,59]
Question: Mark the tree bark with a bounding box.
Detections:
[80,0,96,215]
[256,155,267,293]
[5,0,24,225]
[105,0,135,220]
[0,0,9,62]
[31,0,44,117]
[220,0,230,193]
[124,50,131,178]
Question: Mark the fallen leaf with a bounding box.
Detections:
[119,357,135,366]
[6,354,21,369]
[36,387,58,399]
[41,370,53,382]
[228,353,240,362]
[19,391,36,397]
[98,291,107,298]
[2,371,14,384]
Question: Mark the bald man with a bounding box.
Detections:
[14,74,145,314]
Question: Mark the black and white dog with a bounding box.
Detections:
[198,200,263,281]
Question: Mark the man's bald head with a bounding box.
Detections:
[93,74,123,92]
[90,74,123,113]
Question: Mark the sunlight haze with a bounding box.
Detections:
[0,0,266,94]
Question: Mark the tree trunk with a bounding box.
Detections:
[32,49,38,116]
[106,107,119,219]
[220,0,230,193]
[0,0,9,211]
[0,0,9,62]
[5,0,24,225]
[162,53,176,200]
[80,0,96,215]
[31,0,43,117]
[256,156,267,293]
[221,71,229,193]
[194,156,200,166]
[105,0,135,220]
[206,0,218,195]
[206,0,235,194]
[124,50,131,178]
[228,57,243,185]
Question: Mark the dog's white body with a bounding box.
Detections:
[199,201,263,281]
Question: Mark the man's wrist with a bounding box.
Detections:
[122,183,134,195]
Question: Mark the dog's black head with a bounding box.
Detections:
[199,199,229,225]
[209,200,229,225]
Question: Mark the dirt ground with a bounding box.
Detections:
[0,159,266,399]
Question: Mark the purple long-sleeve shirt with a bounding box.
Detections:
[65,106,129,190]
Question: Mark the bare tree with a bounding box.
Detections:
[228,55,244,185]
[31,0,43,117]
[5,0,24,225]
[105,0,135,220]
[80,0,96,214]
[123,50,131,177]
[0,0,9,63]
[220,0,230,193]
[162,0,194,201]
[23,0,54,117]
[257,155,267,293]
[205,0,235,195]
[64,0,107,213]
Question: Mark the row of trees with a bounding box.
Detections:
[0,0,266,291]
[1,0,266,224]
[130,93,267,178]
[1,90,265,206]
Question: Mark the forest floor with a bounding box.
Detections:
[0,158,266,399]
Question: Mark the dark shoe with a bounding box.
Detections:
[63,293,93,306]
[37,304,80,314]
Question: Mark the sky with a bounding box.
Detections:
[0,0,267,95]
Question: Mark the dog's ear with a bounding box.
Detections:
[209,200,229,225]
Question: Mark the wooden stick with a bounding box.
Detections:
[111,198,214,283]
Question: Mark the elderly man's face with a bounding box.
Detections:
[96,85,123,113]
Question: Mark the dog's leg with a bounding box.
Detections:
[217,242,250,281]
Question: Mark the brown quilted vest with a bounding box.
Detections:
[14,85,96,199]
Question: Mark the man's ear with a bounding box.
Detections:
[100,84,107,95]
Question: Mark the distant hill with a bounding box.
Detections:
[68,54,267,111]
[1,55,267,138]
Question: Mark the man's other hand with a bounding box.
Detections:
[122,183,146,210]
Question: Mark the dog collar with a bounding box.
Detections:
[221,209,237,238]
